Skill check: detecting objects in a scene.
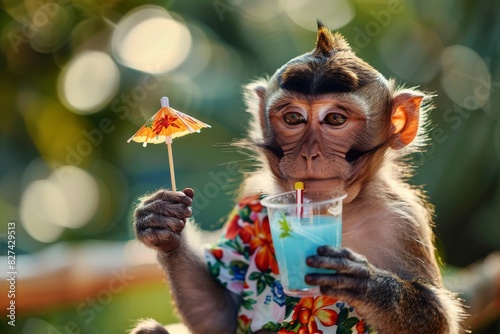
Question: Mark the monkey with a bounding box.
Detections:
[130,22,465,334]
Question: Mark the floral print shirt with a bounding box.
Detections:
[205,195,369,334]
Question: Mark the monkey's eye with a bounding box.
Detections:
[323,113,347,126]
[283,112,306,125]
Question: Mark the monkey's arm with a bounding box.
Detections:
[305,246,463,334]
[134,189,239,334]
[157,239,239,333]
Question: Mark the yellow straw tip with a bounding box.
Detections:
[294,182,304,190]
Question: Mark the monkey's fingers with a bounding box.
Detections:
[136,215,186,235]
[307,246,371,273]
[141,189,193,207]
[305,273,366,289]
[316,246,368,263]
[182,187,194,199]
[136,226,182,252]
[135,214,185,252]
[305,273,369,300]
[136,200,192,220]
[306,254,371,278]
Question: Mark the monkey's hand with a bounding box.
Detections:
[134,188,194,253]
[305,246,395,308]
[305,246,462,333]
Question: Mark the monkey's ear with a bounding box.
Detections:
[243,79,269,140]
[244,79,267,115]
[390,91,424,149]
[253,85,267,104]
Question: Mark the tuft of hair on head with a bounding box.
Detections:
[129,318,170,334]
[315,20,351,56]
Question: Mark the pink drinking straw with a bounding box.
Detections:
[295,181,304,218]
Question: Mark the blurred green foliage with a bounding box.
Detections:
[1,281,179,334]
[1,0,499,333]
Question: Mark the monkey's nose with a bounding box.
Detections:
[302,152,320,161]
[301,151,321,172]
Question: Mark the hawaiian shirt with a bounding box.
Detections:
[205,194,369,334]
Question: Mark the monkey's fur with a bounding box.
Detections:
[131,22,465,334]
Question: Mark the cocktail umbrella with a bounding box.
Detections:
[127,97,211,191]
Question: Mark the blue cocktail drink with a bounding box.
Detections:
[262,190,346,296]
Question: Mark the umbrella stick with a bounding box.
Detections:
[167,143,177,191]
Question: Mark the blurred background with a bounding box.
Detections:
[1,0,499,333]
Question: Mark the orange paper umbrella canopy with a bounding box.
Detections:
[127,97,211,190]
[127,97,211,146]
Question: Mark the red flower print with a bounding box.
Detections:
[291,296,339,334]
[237,314,251,332]
[239,222,254,244]
[223,195,278,273]
[225,211,241,240]
[238,195,263,212]
[210,248,223,260]
[224,195,262,240]
[153,114,180,134]
[248,215,279,274]
[356,320,365,333]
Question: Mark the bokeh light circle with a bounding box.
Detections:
[378,23,443,84]
[441,45,491,110]
[49,166,99,228]
[58,51,120,114]
[112,5,192,74]
[20,180,66,243]
[29,3,73,53]
[279,0,355,31]
[20,166,99,243]
[176,22,212,77]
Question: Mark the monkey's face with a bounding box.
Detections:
[268,94,359,189]
[262,88,391,197]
